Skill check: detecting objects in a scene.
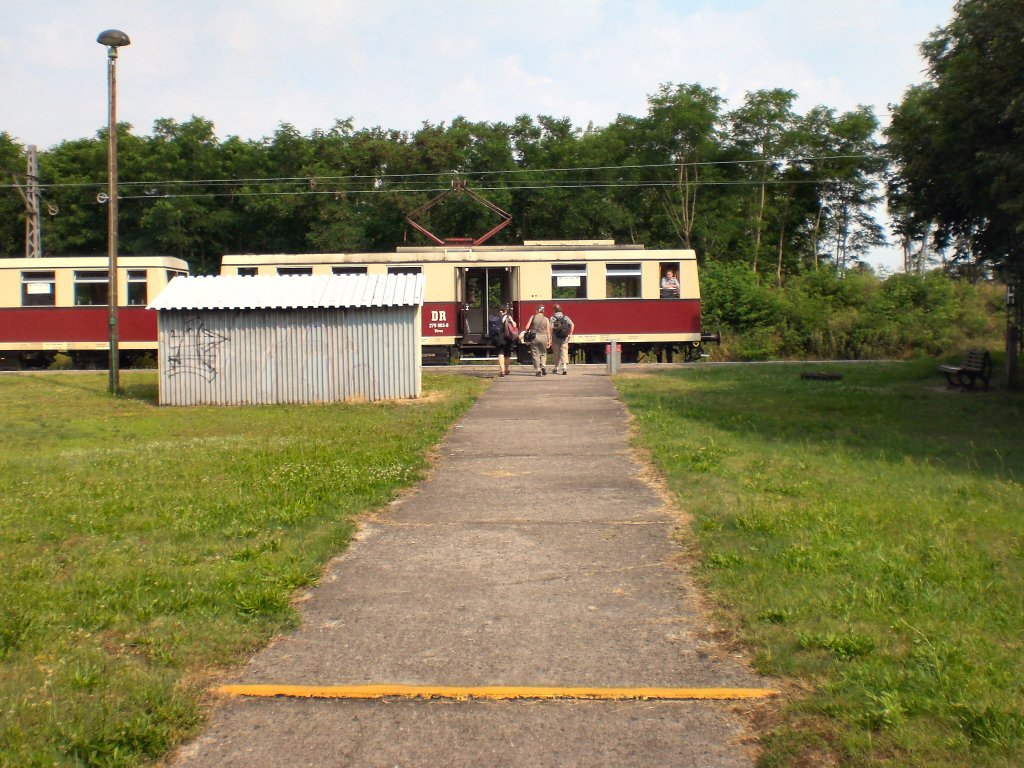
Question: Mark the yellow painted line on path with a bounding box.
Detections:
[215,684,778,701]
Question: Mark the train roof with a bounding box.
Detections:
[0,255,189,271]
[149,273,424,311]
[221,242,697,267]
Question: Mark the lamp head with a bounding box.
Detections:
[97,29,130,48]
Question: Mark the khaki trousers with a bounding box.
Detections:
[530,335,548,372]
[551,338,569,371]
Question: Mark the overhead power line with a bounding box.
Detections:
[0,153,883,194]
[114,177,871,202]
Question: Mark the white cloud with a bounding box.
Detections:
[1,0,955,268]
[2,0,955,147]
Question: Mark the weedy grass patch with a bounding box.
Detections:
[0,371,485,767]
[617,361,1024,768]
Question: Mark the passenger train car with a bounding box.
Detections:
[0,255,189,369]
[221,241,715,364]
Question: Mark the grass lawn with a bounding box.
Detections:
[0,371,485,767]
[616,360,1024,767]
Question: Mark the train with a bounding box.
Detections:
[0,255,189,369]
[220,241,717,364]
[0,241,716,370]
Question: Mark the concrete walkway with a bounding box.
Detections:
[170,366,769,767]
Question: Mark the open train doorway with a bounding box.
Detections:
[460,266,517,353]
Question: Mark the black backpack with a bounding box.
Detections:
[488,315,504,341]
[552,315,570,340]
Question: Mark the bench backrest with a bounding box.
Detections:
[964,349,988,370]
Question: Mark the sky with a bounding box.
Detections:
[1,0,956,271]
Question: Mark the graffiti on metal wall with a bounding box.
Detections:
[167,316,228,381]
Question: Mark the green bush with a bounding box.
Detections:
[49,353,74,370]
[700,260,783,330]
[700,265,1004,360]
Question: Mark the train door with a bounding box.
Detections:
[460,266,516,349]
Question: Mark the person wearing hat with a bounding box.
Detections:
[524,304,551,376]
[549,304,575,375]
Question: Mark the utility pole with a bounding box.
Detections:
[10,145,43,258]
[1008,276,1021,390]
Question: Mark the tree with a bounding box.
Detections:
[39,134,109,256]
[506,115,591,240]
[0,133,28,255]
[639,83,725,251]
[886,0,1024,383]
[727,89,798,274]
[817,108,886,272]
[886,0,1024,277]
[131,117,232,272]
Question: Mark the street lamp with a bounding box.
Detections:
[97,28,130,394]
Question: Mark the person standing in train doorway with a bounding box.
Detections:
[549,304,575,375]
[525,304,551,377]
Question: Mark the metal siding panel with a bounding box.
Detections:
[157,304,419,406]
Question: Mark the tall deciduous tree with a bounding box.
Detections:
[640,83,724,251]
[728,89,798,274]
[886,0,1024,278]
[0,133,29,255]
[816,107,886,272]
[39,134,109,255]
[886,0,1024,383]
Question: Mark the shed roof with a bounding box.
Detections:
[148,273,424,311]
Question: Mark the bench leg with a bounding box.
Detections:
[958,371,981,391]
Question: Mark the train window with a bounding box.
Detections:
[552,264,587,299]
[21,271,56,307]
[277,267,312,276]
[127,270,148,306]
[332,266,368,275]
[73,271,109,306]
[465,273,484,308]
[606,263,641,298]
[237,268,257,277]
[659,262,681,298]
[167,270,186,282]
[388,265,422,275]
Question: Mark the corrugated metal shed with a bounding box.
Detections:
[149,274,423,406]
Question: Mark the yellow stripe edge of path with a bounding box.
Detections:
[215,684,779,701]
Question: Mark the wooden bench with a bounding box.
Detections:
[938,349,992,391]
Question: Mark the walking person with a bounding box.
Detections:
[524,305,551,377]
[495,305,517,376]
[549,304,575,375]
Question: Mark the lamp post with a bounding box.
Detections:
[97,28,130,394]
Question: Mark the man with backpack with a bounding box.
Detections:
[549,304,575,375]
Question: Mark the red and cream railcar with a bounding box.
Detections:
[221,241,713,364]
[0,255,189,369]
